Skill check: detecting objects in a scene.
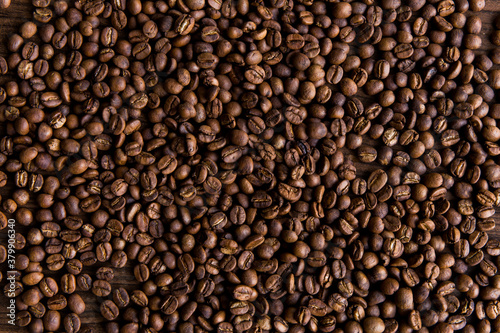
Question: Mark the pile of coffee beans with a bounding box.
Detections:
[0,0,500,332]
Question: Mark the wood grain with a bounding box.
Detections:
[0,0,499,332]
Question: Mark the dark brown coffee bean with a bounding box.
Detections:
[100,300,119,321]
[113,288,129,308]
[367,169,388,193]
[47,295,67,311]
[394,43,414,59]
[67,294,85,315]
[63,313,81,333]
[285,106,307,125]
[159,295,177,315]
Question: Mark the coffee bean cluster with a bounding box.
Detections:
[0,0,500,332]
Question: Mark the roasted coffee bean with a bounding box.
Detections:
[92,279,112,297]
[368,169,388,193]
[100,300,119,321]
[66,294,85,315]
[113,288,130,308]
[158,295,177,315]
[63,313,81,333]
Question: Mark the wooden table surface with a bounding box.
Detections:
[0,0,500,332]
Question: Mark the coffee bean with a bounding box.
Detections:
[113,288,129,308]
[42,310,61,331]
[160,295,178,315]
[367,169,388,193]
[63,313,81,333]
[100,300,119,321]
